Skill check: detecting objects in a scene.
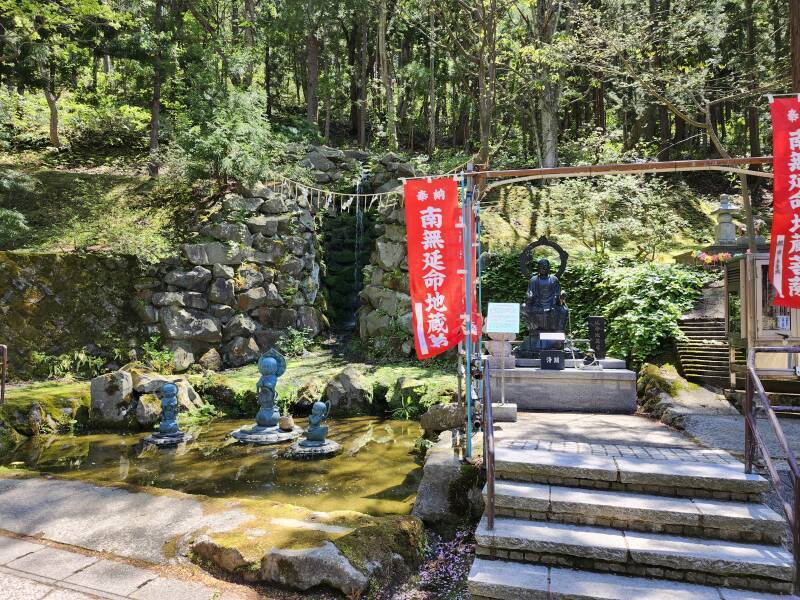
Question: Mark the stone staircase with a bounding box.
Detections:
[468,442,794,598]
[677,317,730,389]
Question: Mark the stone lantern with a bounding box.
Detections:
[712,195,739,246]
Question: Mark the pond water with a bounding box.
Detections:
[0,417,423,516]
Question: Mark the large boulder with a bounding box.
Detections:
[164,266,212,291]
[159,306,222,343]
[90,371,134,424]
[235,265,264,291]
[324,366,373,416]
[135,394,161,428]
[222,194,263,213]
[209,278,236,306]
[206,222,253,245]
[183,242,253,266]
[223,313,258,341]
[372,240,405,271]
[197,348,223,371]
[151,291,208,310]
[224,336,260,367]
[420,403,466,436]
[412,431,484,526]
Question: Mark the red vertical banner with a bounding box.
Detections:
[769,96,800,307]
[404,177,465,359]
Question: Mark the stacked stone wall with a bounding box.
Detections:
[358,202,414,354]
[136,184,327,371]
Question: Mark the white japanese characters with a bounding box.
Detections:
[419,187,449,349]
[787,116,800,297]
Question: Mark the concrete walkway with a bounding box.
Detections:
[0,534,243,600]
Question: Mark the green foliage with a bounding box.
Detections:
[139,335,174,374]
[482,253,716,367]
[66,103,149,150]
[276,327,314,357]
[177,403,223,427]
[0,208,30,247]
[29,349,105,380]
[168,90,295,186]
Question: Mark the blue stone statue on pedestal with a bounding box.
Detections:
[232,348,302,445]
[159,382,179,435]
[144,381,192,448]
[254,353,282,429]
[300,401,329,447]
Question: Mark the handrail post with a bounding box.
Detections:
[0,344,6,406]
[794,476,800,591]
[483,358,495,530]
[744,354,754,474]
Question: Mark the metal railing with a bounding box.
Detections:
[0,344,6,405]
[482,358,495,529]
[745,346,800,590]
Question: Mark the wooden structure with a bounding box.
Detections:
[725,253,800,392]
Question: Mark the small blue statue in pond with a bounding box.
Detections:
[158,382,179,435]
[300,401,329,447]
[254,349,286,429]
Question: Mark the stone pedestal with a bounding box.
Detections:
[143,431,193,448]
[491,403,517,422]
[231,425,303,445]
[284,439,342,459]
[516,357,627,369]
[489,366,636,414]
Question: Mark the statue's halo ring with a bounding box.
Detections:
[520,236,568,280]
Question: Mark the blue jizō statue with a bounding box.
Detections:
[254,352,282,429]
[158,382,179,435]
[300,401,330,447]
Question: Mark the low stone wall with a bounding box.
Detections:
[136,184,327,371]
[0,251,142,377]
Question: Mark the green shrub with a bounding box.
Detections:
[29,349,105,380]
[65,103,149,149]
[0,208,29,248]
[276,327,314,357]
[140,335,174,374]
[482,253,717,367]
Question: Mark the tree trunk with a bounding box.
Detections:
[265,38,273,118]
[358,23,368,147]
[791,0,800,92]
[40,63,60,147]
[44,88,60,147]
[378,0,397,149]
[149,0,163,177]
[306,31,320,123]
[243,0,255,87]
[594,80,606,130]
[427,7,436,156]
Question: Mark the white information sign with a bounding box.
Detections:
[486,302,520,334]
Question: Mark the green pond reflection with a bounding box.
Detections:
[0,417,423,516]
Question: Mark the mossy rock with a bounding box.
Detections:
[193,373,257,417]
[334,515,425,578]
[0,420,22,453]
[0,381,90,436]
[637,363,684,399]
[447,463,485,524]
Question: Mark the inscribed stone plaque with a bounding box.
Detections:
[588,316,606,359]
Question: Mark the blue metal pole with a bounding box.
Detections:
[462,168,474,459]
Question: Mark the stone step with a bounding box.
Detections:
[487,481,785,544]
[686,375,729,387]
[679,362,729,370]
[494,447,768,501]
[468,559,792,599]
[474,516,793,593]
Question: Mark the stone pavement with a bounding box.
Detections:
[0,534,243,600]
[0,477,249,563]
